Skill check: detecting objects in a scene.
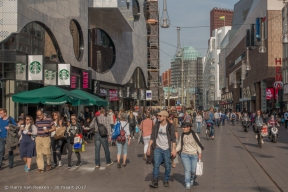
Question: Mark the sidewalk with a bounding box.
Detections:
[0,126,282,192]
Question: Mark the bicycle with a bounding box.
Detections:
[206,123,211,141]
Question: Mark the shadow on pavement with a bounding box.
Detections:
[250,186,276,192]
[171,173,185,187]
[242,142,259,148]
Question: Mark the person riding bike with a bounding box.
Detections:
[241,113,250,126]
[255,110,264,144]
[267,115,279,138]
[230,112,236,124]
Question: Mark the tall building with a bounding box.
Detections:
[162,69,171,87]
[210,7,233,37]
[0,0,148,116]
[170,46,203,109]
[220,0,283,112]
[146,0,160,106]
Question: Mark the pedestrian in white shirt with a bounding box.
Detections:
[195,113,202,133]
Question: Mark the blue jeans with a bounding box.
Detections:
[222,119,225,125]
[116,140,128,155]
[94,133,112,166]
[153,147,171,181]
[180,153,198,185]
[210,124,215,137]
[196,122,201,133]
[0,138,14,167]
[215,119,219,127]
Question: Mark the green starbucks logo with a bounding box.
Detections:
[29,61,41,74]
[45,70,55,80]
[15,63,25,75]
[59,69,69,80]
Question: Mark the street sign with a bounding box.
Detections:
[274,81,283,89]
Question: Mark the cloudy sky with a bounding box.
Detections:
[159,0,239,74]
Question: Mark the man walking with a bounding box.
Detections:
[214,111,220,127]
[90,109,113,168]
[0,108,17,169]
[35,110,55,173]
[147,110,177,188]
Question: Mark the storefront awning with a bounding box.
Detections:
[70,89,108,106]
[12,86,89,106]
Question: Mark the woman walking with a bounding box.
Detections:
[66,114,82,168]
[51,111,61,167]
[195,113,202,134]
[127,110,137,139]
[139,113,154,160]
[53,117,66,167]
[176,122,204,190]
[116,113,131,168]
[18,116,37,172]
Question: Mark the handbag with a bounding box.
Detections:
[196,160,203,176]
[54,126,66,140]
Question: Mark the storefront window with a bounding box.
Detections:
[89,28,116,73]
[69,19,84,61]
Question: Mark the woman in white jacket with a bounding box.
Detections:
[195,113,202,134]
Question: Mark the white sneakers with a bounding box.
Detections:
[58,161,62,167]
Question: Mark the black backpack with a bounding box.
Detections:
[95,117,108,137]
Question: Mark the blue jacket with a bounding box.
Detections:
[0,116,17,138]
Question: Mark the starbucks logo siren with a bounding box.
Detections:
[29,61,41,74]
[59,69,69,80]
[45,70,56,80]
[15,63,25,75]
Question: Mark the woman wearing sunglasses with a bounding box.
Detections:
[51,111,61,167]
[176,122,204,190]
[18,116,37,172]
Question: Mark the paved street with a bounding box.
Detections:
[0,123,287,192]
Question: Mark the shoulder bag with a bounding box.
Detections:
[95,117,108,137]
[54,126,66,140]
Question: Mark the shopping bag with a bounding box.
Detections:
[261,126,268,136]
[112,121,121,140]
[196,160,203,176]
[135,126,139,133]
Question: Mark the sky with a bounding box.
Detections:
[159,0,239,74]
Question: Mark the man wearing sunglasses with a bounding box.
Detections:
[147,110,177,188]
[34,110,55,173]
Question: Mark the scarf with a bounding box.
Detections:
[178,130,204,155]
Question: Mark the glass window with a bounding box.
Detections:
[89,28,116,73]
[69,19,84,61]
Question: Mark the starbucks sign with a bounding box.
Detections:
[59,69,69,80]
[15,63,27,81]
[57,64,71,86]
[28,55,43,81]
[44,69,56,85]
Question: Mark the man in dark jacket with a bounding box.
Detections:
[147,110,177,188]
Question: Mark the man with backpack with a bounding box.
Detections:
[0,108,17,169]
[147,110,177,188]
[90,109,113,168]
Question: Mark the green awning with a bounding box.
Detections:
[12,86,89,106]
[70,89,108,106]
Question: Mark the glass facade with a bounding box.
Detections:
[69,19,84,61]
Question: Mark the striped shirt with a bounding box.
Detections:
[35,117,54,136]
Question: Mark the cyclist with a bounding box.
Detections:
[255,110,264,144]
[206,107,214,139]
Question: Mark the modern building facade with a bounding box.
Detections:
[210,7,233,37]
[0,0,148,117]
[203,26,231,110]
[220,0,283,113]
[170,46,203,109]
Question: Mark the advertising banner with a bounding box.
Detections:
[44,70,57,85]
[70,76,78,89]
[81,70,91,89]
[15,63,26,81]
[110,89,119,101]
[28,55,43,81]
[146,90,152,100]
[266,88,274,100]
[57,64,71,86]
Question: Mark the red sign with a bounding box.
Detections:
[274,58,283,90]
[266,88,274,100]
[81,71,89,89]
[70,76,77,89]
[109,89,119,101]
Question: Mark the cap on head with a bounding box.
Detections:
[157,110,169,117]
[181,122,192,128]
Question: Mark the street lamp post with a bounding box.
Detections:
[181,49,184,106]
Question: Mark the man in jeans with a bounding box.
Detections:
[35,110,55,172]
[90,109,113,168]
[0,108,17,169]
[147,110,176,188]
[214,111,220,127]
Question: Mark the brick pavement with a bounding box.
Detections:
[0,124,282,192]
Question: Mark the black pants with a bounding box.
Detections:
[50,137,57,165]
[67,140,80,166]
[129,125,136,137]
